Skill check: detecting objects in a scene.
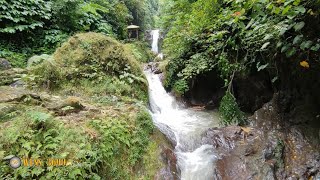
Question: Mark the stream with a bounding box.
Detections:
[145,30,221,180]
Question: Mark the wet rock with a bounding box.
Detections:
[157,146,179,180]
[147,62,162,74]
[155,167,175,180]
[0,58,11,70]
[204,99,320,180]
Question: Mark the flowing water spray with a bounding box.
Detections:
[146,30,220,180]
[151,29,160,53]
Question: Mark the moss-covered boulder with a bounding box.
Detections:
[27,54,52,68]
[53,32,142,77]
[29,32,146,90]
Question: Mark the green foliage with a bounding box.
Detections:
[0,48,27,68]
[219,91,245,125]
[27,60,62,89]
[173,79,189,96]
[0,0,159,67]
[0,0,51,33]
[162,0,320,88]
[0,105,154,179]
[161,0,320,124]
[126,42,155,63]
[0,109,100,179]
[89,108,153,179]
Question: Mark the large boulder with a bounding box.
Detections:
[30,32,146,89]
[27,54,52,68]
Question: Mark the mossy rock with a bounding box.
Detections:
[53,32,142,77]
[29,32,147,90]
[27,54,52,68]
[0,68,26,86]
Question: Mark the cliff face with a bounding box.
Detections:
[202,95,320,179]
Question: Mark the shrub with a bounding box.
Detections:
[219,91,245,125]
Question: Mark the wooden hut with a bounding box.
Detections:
[127,24,140,39]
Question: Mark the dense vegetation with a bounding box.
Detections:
[0,31,161,179]
[159,0,320,124]
[0,0,158,67]
[0,0,162,178]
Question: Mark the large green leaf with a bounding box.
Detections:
[294,22,305,31]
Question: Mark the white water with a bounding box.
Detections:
[146,30,220,180]
[151,29,160,53]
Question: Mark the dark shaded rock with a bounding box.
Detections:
[158,147,179,180]
[147,62,162,74]
[185,70,225,108]
[0,58,11,70]
[233,71,273,113]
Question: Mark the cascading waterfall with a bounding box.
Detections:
[151,29,160,54]
[146,30,220,180]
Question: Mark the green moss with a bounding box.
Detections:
[28,33,146,92]
[125,41,155,63]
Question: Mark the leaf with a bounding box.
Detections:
[300,40,313,50]
[273,7,281,14]
[281,44,289,53]
[279,27,287,35]
[3,155,15,160]
[69,169,82,178]
[311,44,320,51]
[300,60,309,68]
[257,63,269,71]
[0,151,5,159]
[276,42,282,48]
[293,35,303,44]
[261,42,270,50]
[263,34,272,41]
[286,48,296,57]
[282,5,292,15]
[295,6,306,14]
[271,76,278,83]
[22,141,34,150]
[294,22,305,31]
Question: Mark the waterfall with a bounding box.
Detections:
[151,30,160,54]
[146,29,220,180]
